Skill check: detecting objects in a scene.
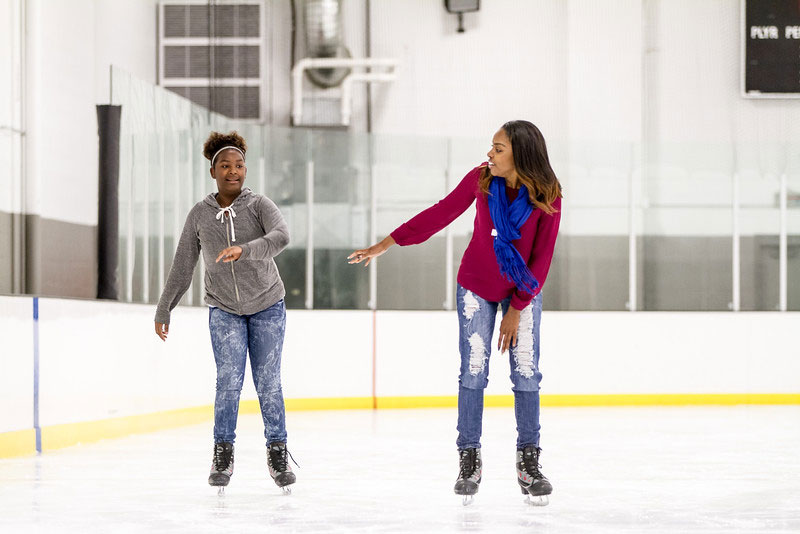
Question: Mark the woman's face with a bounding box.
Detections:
[487,128,515,179]
[211,148,247,196]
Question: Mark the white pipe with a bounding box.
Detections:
[295,57,399,69]
[779,172,787,312]
[731,172,740,311]
[292,57,398,126]
[340,72,397,125]
[305,160,315,310]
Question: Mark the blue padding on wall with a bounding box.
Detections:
[33,297,41,453]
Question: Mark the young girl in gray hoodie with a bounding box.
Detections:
[154,131,295,494]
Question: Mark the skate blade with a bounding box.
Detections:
[461,495,475,506]
[524,494,549,507]
[280,486,292,496]
[216,486,226,497]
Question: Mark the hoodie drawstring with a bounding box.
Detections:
[215,206,237,242]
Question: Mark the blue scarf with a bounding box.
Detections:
[488,177,539,295]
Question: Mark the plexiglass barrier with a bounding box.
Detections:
[111,68,800,311]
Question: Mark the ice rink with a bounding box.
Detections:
[2,405,799,533]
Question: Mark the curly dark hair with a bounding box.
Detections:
[203,131,247,166]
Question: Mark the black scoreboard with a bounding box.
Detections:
[743,0,800,97]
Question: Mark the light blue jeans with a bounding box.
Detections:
[208,300,287,446]
[456,284,543,450]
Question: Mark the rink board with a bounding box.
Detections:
[1,295,799,457]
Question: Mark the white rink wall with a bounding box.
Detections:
[2,295,799,435]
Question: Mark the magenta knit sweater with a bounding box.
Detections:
[390,165,561,310]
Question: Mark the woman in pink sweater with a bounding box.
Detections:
[349,120,561,505]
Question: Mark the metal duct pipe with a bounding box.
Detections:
[302,0,351,88]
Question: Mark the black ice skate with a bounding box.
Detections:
[516,445,552,506]
[267,442,296,495]
[453,448,482,506]
[208,442,234,495]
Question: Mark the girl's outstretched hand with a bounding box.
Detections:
[348,236,396,267]
[216,246,242,263]
[155,322,169,342]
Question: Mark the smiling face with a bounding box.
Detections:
[486,128,516,180]
[210,148,247,198]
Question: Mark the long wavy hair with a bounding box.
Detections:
[479,120,562,214]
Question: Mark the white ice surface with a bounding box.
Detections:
[2,406,800,533]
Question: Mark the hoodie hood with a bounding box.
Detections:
[203,187,253,209]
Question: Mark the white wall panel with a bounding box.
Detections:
[375,310,534,398]
[0,297,34,433]
[29,0,98,225]
[281,310,374,399]
[542,312,800,394]
[37,298,214,427]
[368,0,569,143]
[24,0,158,225]
[95,0,158,101]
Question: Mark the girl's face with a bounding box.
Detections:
[210,149,247,196]
[486,128,516,179]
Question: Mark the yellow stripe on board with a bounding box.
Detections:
[541,393,800,407]
[40,405,213,452]
[375,393,800,409]
[0,428,36,458]
[241,397,375,412]
[2,393,798,458]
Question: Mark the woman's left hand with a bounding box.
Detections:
[216,246,242,263]
[498,307,520,353]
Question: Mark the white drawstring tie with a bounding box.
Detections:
[216,206,237,242]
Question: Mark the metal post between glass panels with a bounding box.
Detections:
[183,135,192,306]
[369,163,378,311]
[305,158,314,310]
[779,172,788,312]
[158,131,165,299]
[125,136,134,303]
[627,156,637,312]
[731,172,740,312]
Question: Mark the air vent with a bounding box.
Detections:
[159,1,264,120]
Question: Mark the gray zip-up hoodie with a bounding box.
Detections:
[155,187,289,324]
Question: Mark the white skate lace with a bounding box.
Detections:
[213,444,232,471]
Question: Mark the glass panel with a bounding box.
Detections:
[738,162,781,311]
[112,67,230,305]
[549,140,633,311]
[785,145,800,311]
[310,129,371,309]
[262,127,310,309]
[642,142,733,311]
[373,132,449,310]
[110,69,800,314]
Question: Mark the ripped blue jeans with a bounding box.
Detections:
[456,284,543,451]
[208,300,287,446]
